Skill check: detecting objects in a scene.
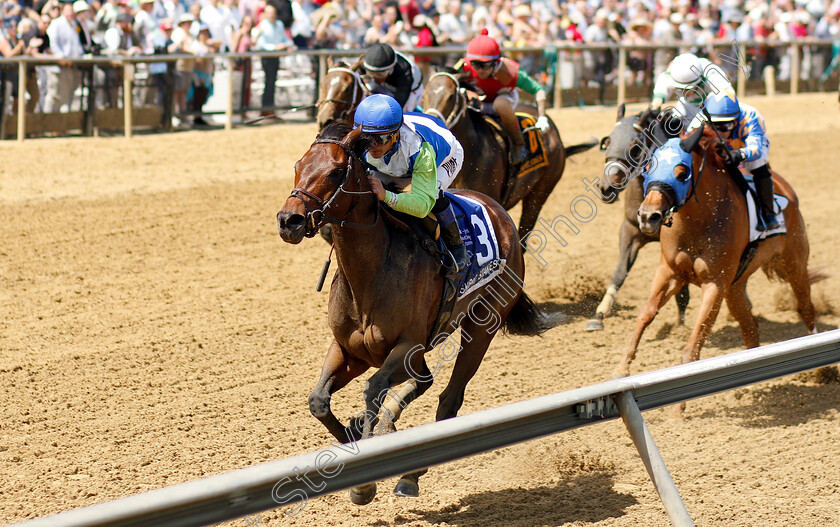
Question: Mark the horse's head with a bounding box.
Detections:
[637,126,704,234]
[421,71,471,127]
[277,122,373,244]
[316,56,366,131]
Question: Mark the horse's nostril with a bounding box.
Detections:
[649,212,661,224]
[278,212,305,231]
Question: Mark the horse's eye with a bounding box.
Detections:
[328,167,345,182]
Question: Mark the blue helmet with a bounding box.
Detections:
[354,94,403,133]
[705,93,740,122]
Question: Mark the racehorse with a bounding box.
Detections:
[586,104,690,331]
[613,125,819,417]
[276,121,558,504]
[315,57,368,130]
[421,71,598,238]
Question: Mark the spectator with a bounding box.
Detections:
[380,1,410,47]
[437,0,468,44]
[102,12,141,107]
[289,0,312,48]
[338,0,368,48]
[582,8,609,103]
[191,24,220,125]
[624,17,654,85]
[229,13,253,109]
[254,3,293,114]
[168,13,196,124]
[412,11,441,78]
[71,0,94,55]
[0,21,26,113]
[15,17,44,112]
[148,20,173,107]
[363,13,387,45]
[45,1,83,113]
[94,0,119,35]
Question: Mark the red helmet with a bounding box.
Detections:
[466,29,500,62]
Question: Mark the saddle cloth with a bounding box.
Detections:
[482,112,550,177]
[446,193,507,300]
[743,177,789,243]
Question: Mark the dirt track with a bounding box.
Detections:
[1,93,839,527]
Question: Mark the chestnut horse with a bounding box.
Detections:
[614,126,818,416]
[315,57,368,130]
[586,104,690,331]
[421,71,598,238]
[276,122,558,504]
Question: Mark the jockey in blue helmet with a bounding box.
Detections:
[689,92,779,231]
[354,94,469,279]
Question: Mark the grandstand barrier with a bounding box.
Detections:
[11,329,840,527]
[1,40,837,141]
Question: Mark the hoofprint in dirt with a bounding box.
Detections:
[0,94,838,527]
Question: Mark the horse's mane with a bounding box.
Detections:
[318,120,354,141]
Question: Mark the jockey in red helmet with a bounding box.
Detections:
[462,29,549,164]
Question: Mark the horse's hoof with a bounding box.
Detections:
[611,367,629,380]
[393,478,420,497]
[585,318,604,332]
[349,483,377,505]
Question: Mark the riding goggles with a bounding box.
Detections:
[472,60,498,71]
[367,131,398,146]
[712,120,736,132]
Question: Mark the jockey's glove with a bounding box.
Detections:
[535,116,550,131]
[724,148,745,167]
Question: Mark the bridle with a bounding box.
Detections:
[424,72,467,127]
[286,138,380,237]
[316,67,368,123]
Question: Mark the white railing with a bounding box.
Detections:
[11,329,840,527]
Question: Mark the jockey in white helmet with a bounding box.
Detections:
[650,53,736,126]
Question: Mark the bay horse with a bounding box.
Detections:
[276,121,558,504]
[421,71,598,238]
[315,57,368,130]
[613,125,819,417]
[586,104,690,331]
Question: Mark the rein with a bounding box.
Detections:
[316,67,368,122]
[288,138,380,237]
[425,72,467,127]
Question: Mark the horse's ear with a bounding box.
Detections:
[350,56,365,72]
[600,136,610,151]
[617,103,625,121]
[341,127,364,149]
[679,125,704,154]
[327,56,335,69]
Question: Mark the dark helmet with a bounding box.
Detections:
[364,43,397,72]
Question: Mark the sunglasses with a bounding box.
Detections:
[472,60,497,70]
[367,131,397,146]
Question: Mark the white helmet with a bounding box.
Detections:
[668,53,703,89]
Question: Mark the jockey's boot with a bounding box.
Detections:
[754,170,780,231]
[499,108,529,164]
[434,198,469,275]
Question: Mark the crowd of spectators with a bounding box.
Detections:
[2,0,840,123]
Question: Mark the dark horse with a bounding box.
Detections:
[421,71,598,238]
[613,125,819,417]
[276,122,558,504]
[315,57,368,130]
[586,104,690,331]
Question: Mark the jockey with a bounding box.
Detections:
[689,92,779,231]
[461,28,549,164]
[362,42,425,113]
[650,52,736,130]
[354,94,469,283]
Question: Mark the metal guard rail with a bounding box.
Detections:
[12,329,840,527]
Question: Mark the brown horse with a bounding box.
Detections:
[315,57,368,130]
[421,71,598,238]
[276,121,558,504]
[586,104,690,331]
[614,125,818,416]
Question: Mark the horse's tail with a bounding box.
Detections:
[564,138,600,158]
[503,291,566,336]
[763,260,830,284]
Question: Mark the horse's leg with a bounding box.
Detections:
[350,340,427,505]
[380,358,435,433]
[613,263,683,378]
[308,340,370,444]
[670,280,727,418]
[390,359,436,498]
[588,220,649,331]
[726,280,760,348]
